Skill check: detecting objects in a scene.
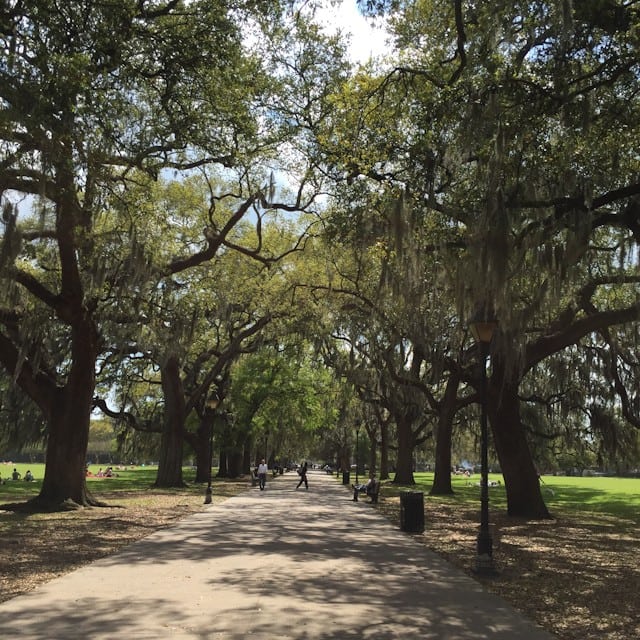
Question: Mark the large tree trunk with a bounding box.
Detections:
[393,414,415,484]
[155,356,186,487]
[430,373,460,495]
[34,316,100,508]
[38,398,93,506]
[227,450,243,478]
[379,419,390,480]
[367,426,378,477]
[489,364,551,519]
[337,438,349,474]
[243,439,252,475]
[186,416,211,484]
[217,447,228,477]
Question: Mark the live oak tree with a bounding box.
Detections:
[0,0,303,508]
[93,174,317,487]
[316,190,480,488]
[442,1,640,516]
[229,339,338,473]
[316,0,640,517]
[519,341,640,475]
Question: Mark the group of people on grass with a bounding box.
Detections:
[0,468,34,484]
[86,466,118,478]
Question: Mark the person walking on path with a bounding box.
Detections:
[296,461,308,490]
[257,459,268,490]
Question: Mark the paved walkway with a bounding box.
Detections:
[0,471,555,639]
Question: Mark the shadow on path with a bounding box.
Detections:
[0,471,554,639]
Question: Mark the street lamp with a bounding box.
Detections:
[469,306,498,576]
[355,426,360,485]
[204,394,220,505]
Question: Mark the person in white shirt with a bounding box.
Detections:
[257,459,268,490]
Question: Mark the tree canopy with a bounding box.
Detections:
[1,0,639,518]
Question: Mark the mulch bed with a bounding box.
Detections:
[376,495,640,640]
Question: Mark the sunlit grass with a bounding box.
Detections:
[0,463,224,502]
[380,472,640,523]
[3,463,638,522]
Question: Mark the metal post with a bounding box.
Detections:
[355,427,360,485]
[204,395,219,505]
[475,341,496,575]
[204,418,214,504]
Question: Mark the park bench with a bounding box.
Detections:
[352,479,380,503]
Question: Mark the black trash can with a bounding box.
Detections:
[342,471,350,485]
[400,491,424,533]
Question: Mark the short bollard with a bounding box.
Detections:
[400,491,424,533]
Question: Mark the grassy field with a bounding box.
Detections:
[3,463,637,522]
[392,472,640,522]
[0,462,199,498]
[373,471,639,640]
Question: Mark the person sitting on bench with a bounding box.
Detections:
[352,476,377,502]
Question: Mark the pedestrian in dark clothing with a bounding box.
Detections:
[296,461,308,490]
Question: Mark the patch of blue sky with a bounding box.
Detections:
[313,0,391,65]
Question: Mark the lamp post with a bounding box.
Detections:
[469,307,498,576]
[355,426,360,485]
[204,394,219,505]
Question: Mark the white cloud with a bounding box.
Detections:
[315,0,390,64]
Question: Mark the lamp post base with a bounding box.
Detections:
[477,528,493,557]
[473,530,498,576]
[204,485,212,504]
[473,553,498,576]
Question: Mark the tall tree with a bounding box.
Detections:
[0,0,294,508]
[94,176,311,486]
[315,0,640,517]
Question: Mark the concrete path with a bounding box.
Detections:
[0,471,555,639]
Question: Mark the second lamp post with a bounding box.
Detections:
[355,426,360,485]
[469,308,498,576]
[204,394,220,505]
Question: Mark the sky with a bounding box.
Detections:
[314,0,390,63]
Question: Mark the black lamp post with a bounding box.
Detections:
[469,307,498,576]
[355,426,360,485]
[204,394,219,505]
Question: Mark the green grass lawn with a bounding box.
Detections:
[0,463,213,501]
[384,472,640,522]
[3,463,638,522]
